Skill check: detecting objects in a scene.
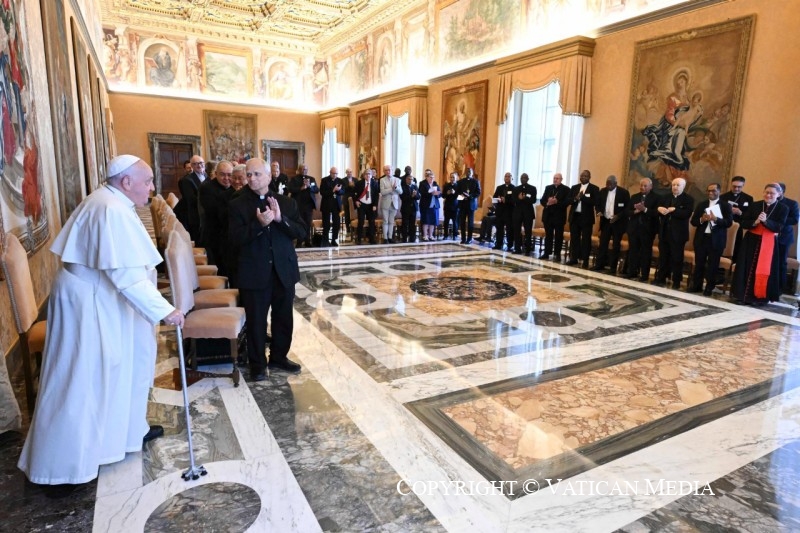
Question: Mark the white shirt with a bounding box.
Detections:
[604,188,617,219]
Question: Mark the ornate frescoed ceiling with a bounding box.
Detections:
[98,0,424,53]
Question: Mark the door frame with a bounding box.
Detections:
[261,140,305,166]
[148,133,202,194]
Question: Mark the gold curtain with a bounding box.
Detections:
[319,108,350,145]
[379,86,428,136]
[496,36,595,124]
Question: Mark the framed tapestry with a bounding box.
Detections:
[441,80,487,182]
[41,0,84,224]
[71,17,100,193]
[0,0,50,254]
[203,111,257,163]
[356,107,381,176]
[622,16,755,201]
[88,60,108,183]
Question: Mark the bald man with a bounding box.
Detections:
[199,160,235,273]
[652,178,694,288]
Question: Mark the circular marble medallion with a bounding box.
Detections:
[325,293,376,306]
[519,311,576,326]
[410,277,517,301]
[390,263,425,271]
[144,482,260,532]
[530,273,570,283]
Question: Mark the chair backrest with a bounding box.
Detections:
[686,224,697,251]
[0,234,38,334]
[164,230,197,314]
[534,204,544,228]
[166,192,179,209]
[721,222,740,258]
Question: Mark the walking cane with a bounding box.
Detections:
[175,325,207,481]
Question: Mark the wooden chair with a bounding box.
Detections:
[531,204,545,251]
[1,234,46,412]
[164,232,245,379]
[166,230,238,310]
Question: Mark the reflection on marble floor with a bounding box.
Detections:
[22,244,794,532]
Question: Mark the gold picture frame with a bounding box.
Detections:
[622,16,755,200]
[203,111,257,164]
[441,80,488,182]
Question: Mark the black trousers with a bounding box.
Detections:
[513,211,533,252]
[459,208,475,241]
[443,208,459,239]
[626,229,655,279]
[543,219,565,257]
[692,233,723,290]
[570,213,594,263]
[596,219,626,268]
[657,231,687,284]
[299,208,313,245]
[494,211,513,249]
[239,277,294,373]
[400,209,417,242]
[321,208,339,243]
[357,203,377,243]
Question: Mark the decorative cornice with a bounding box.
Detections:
[380,85,428,104]
[495,36,596,75]
[319,107,350,120]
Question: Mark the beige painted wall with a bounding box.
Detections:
[109,94,323,179]
[582,0,800,197]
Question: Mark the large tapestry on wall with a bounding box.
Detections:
[71,17,101,193]
[0,1,49,253]
[203,110,256,163]
[623,16,754,201]
[356,107,381,176]
[441,81,487,182]
[41,0,83,224]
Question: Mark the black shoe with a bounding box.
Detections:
[465,239,473,244]
[250,372,268,382]
[566,259,579,265]
[620,273,635,279]
[687,286,703,293]
[582,262,589,269]
[330,240,338,246]
[538,253,549,260]
[356,239,362,245]
[639,276,649,282]
[590,265,604,272]
[651,279,666,286]
[143,425,164,443]
[703,288,714,296]
[268,358,302,374]
[369,240,377,245]
[493,246,503,250]
[671,281,681,289]
[553,255,562,262]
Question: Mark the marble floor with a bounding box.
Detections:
[3,241,800,532]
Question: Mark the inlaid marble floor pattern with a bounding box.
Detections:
[86,243,800,531]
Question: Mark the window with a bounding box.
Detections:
[496,81,583,192]
[322,127,350,174]
[384,113,425,178]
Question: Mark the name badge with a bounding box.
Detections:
[584,194,591,198]
[617,202,625,207]
[506,191,512,195]
[728,201,737,206]
[743,202,749,207]
[526,194,531,198]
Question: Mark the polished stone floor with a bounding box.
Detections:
[2,241,800,532]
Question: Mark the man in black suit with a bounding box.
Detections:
[492,172,515,251]
[592,175,630,273]
[623,178,660,281]
[228,158,307,380]
[288,164,318,247]
[176,154,206,243]
[653,177,694,289]
[198,160,234,274]
[777,182,800,292]
[319,167,344,246]
[689,182,733,295]
[456,168,481,244]
[539,172,570,260]
[442,172,460,240]
[400,173,419,242]
[268,161,289,195]
[719,176,753,264]
[342,168,358,228]
[355,170,380,244]
[567,169,600,268]
[512,173,537,254]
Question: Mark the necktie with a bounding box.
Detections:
[366,182,370,201]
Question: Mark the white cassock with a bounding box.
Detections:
[18,185,174,485]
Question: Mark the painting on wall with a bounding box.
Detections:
[436,0,520,63]
[199,45,252,97]
[623,16,754,201]
[441,81,487,182]
[374,34,394,87]
[71,17,100,193]
[88,60,107,183]
[203,111,257,164]
[143,43,178,88]
[332,43,368,98]
[0,0,49,254]
[41,0,84,224]
[356,107,381,176]
[265,59,299,101]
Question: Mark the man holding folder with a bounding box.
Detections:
[689,182,733,295]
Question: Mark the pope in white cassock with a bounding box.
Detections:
[18,155,185,485]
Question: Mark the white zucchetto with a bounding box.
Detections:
[107,155,142,177]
